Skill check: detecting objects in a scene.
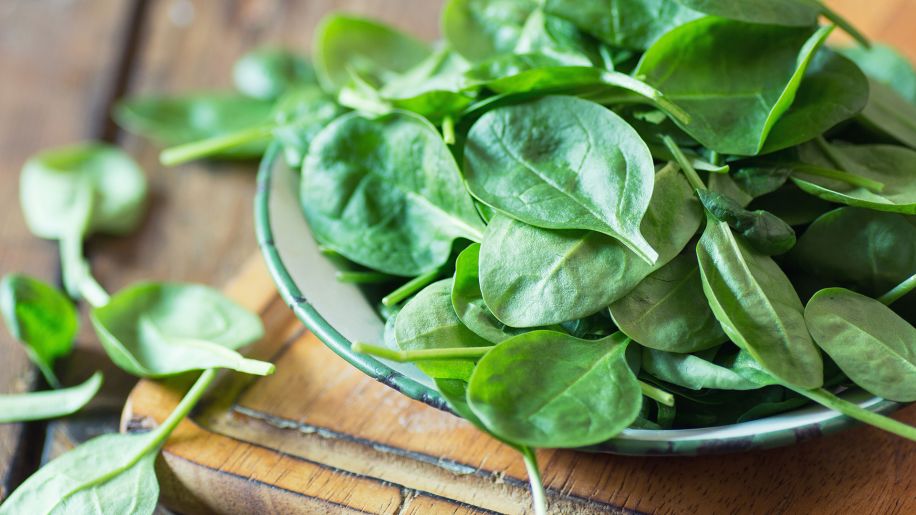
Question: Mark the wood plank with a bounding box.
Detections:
[0,0,138,498]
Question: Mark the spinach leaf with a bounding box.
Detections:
[642,349,769,391]
[451,244,527,343]
[233,48,316,100]
[0,372,102,424]
[793,141,916,214]
[301,110,484,276]
[544,0,702,51]
[840,43,916,103]
[443,0,537,61]
[464,95,659,263]
[314,14,430,92]
[376,46,475,120]
[697,190,797,255]
[478,163,701,326]
[271,86,347,168]
[395,279,492,380]
[0,275,77,388]
[20,144,147,298]
[805,288,916,402]
[467,331,641,448]
[697,218,824,389]
[790,207,916,297]
[672,0,819,26]
[636,20,832,155]
[747,184,834,226]
[114,94,274,157]
[610,252,726,353]
[90,283,271,377]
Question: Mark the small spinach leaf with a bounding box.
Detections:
[642,349,769,391]
[697,190,796,255]
[0,372,103,424]
[233,48,316,100]
[443,0,537,61]
[451,244,526,343]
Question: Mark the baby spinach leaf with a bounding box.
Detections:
[467,331,641,448]
[672,0,819,26]
[794,141,916,214]
[697,218,824,389]
[790,207,916,297]
[377,46,475,120]
[451,244,526,343]
[442,0,537,61]
[697,190,797,255]
[395,279,492,380]
[301,110,484,276]
[0,372,102,424]
[464,95,659,263]
[314,14,430,92]
[271,86,347,168]
[840,43,916,104]
[479,163,701,326]
[805,288,916,402]
[544,0,702,51]
[642,349,768,392]
[610,252,726,353]
[233,48,316,100]
[636,19,831,155]
[856,79,916,150]
[0,274,77,388]
[90,283,271,378]
[114,94,274,157]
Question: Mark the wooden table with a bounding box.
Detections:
[0,0,914,512]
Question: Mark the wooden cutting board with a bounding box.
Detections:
[123,255,916,515]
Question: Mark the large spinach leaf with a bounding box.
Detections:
[301,110,485,276]
[464,95,659,263]
[673,0,819,26]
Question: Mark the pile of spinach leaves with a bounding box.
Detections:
[84,2,916,513]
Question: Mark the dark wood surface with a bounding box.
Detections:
[0,0,913,511]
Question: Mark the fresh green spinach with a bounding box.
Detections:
[0,372,102,424]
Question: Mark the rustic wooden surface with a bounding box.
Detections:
[0,0,914,512]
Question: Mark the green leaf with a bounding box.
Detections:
[805,288,916,402]
[0,372,102,423]
[394,279,492,380]
[544,0,702,51]
[478,163,701,326]
[451,244,527,343]
[90,283,270,377]
[696,218,823,389]
[0,275,77,388]
[697,190,797,255]
[610,252,726,353]
[271,86,346,168]
[114,94,274,157]
[793,141,916,214]
[314,14,431,92]
[636,19,832,155]
[672,0,820,26]
[790,207,916,297]
[467,331,641,448]
[233,48,316,100]
[464,95,659,263]
[442,0,538,61]
[377,46,475,120]
[746,184,834,226]
[641,349,769,391]
[301,110,485,276]
[840,43,916,104]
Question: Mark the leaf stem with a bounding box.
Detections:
[382,269,440,306]
[601,71,690,125]
[662,136,707,191]
[442,116,456,145]
[335,271,396,284]
[789,163,885,192]
[521,447,548,515]
[791,387,916,441]
[79,273,111,308]
[639,380,675,407]
[816,3,871,48]
[149,368,217,448]
[878,273,916,306]
[160,125,274,166]
[352,342,491,362]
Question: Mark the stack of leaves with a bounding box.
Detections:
[119,2,916,513]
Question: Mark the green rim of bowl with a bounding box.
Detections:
[254,142,900,456]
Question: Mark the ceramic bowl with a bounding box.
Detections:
[255,143,897,456]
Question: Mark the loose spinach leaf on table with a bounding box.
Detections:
[0,372,102,424]
[805,288,916,402]
[91,283,271,377]
[697,190,797,255]
[301,110,484,276]
[636,19,832,155]
[233,48,317,100]
[793,141,916,214]
[467,331,641,448]
[464,95,659,264]
[395,279,492,380]
[0,274,77,388]
[697,218,824,389]
[610,252,726,353]
[478,163,701,327]
[314,14,431,93]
